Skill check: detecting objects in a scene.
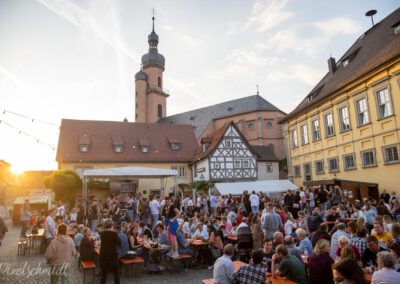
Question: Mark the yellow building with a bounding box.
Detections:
[280,8,400,194]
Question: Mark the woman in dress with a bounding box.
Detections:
[308,239,334,284]
[251,214,263,250]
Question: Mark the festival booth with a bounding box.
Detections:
[303,178,379,202]
[211,179,297,198]
[82,166,178,212]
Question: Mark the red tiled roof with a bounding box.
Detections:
[56,119,198,163]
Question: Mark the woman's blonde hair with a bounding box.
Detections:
[314,239,330,255]
[340,245,355,260]
[356,217,365,229]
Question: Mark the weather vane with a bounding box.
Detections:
[256,84,259,95]
[151,8,156,19]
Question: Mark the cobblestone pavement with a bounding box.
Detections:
[0,218,212,284]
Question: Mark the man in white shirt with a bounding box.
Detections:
[213,244,235,284]
[149,195,160,232]
[238,218,249,229]
[210,195,219,216]
[249,191,260,214]
[55,201,65,218]
[45,209,57,246]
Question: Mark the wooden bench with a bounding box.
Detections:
[168,253,192,272]
[120,256,144,277]
[81,260,96,284]
[17,240,28,256]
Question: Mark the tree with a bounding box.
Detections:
[42,170,82,202]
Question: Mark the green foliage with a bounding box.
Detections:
[87,179,109,190]
[279,158,288,172]
[191,180,212,192]
[42,170,82,202]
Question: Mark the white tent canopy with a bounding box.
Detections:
[212,180,297,196]
[83,166,178,179]
[82,167,178,211]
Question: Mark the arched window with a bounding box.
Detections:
[158,77,162,88]
[157,104,163,118]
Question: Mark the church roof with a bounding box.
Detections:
[56,119,198,163]
[280,8,400,123]
[251,145,280,162]
[158,94,284,137]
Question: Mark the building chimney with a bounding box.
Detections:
[328,57,336,75]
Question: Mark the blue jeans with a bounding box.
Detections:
[151,214,159,231]
[91,219,98,232]
[252,206,259,214]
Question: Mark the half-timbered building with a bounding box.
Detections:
[191,122,260,182]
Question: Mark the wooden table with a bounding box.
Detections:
[27,228,45,254]
[188,239,210,246]
[227,235,238,242]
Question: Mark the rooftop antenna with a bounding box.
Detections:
[256,84,259,95]
[365,10,377,27]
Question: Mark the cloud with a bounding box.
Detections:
[267,63,324,86]
[257,17,362,57]
[224,49,280,76]
[243,0,293,33]
[315,17,362,36]
[161,25,173,30]
[36,0,140,62]
[291,63,324,85]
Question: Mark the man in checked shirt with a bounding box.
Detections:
[232,250,266,284]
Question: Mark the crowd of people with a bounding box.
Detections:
[12,185,400,284]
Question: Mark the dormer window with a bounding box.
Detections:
[393,21,400,35]
[171,143,181,150]
[78,134,90,153]
[139,137,150,153]
[168,137,181,150]
[114,145,124,153]
[203,143,210,152]
[80,144,89,153]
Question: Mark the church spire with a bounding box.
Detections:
[148,9,159,51]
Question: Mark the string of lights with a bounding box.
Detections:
[0,118,56,150]
[1,109,60,128]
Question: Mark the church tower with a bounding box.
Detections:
[135,16,168,123]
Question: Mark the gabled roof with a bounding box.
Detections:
[57,119,198,163]
[251,145,280,162]
[190,121,270,164]
[158,95,284,137]
[191,123,231,164]
[280,8,400,123]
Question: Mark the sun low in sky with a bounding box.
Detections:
[0,0,399,172]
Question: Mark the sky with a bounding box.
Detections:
[0,0,399,173]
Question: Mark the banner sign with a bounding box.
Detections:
[110,180,137,194]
